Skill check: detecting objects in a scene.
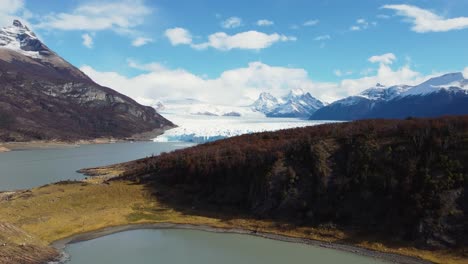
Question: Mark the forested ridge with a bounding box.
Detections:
[119,116,468,250]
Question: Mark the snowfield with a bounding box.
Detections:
[155,113,336,143]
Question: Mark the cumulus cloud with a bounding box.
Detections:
[165,27,192,45]
[81,61,319,105]
[34,0,151,32]
[81,33,93,48]
[303,20,319,26]
[192,31,296,51]
[257,19,274,26]
[464,67,468,79]
[81,54,444,106]
[132,37,153,47]
[368,53,396,65]
[221,16,242,28]
[0,0,25,26]
[165,28,296,51]
[383,4,468,33]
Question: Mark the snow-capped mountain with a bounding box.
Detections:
[402,72,467,97]
[0,20,172,141]
[0,20,92,82]
[0,20,47,58]
[252,89,325,118]
[252,92,280,113]
[311,72,468,120]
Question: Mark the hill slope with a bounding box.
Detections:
[0,20,173,141]
[117,116,468,251]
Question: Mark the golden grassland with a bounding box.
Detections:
[0,178,467,264]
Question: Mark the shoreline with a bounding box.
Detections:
[51,223,432,264]
[0,125,175,153]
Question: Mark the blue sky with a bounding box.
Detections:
[1,0,467,105]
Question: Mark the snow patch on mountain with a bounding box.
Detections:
[402,72,467,96]
[251,89,325,118]
[252,92,280,113]
[0,20,43,59]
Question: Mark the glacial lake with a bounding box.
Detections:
[0,141,194,191]
[65,229,385,264]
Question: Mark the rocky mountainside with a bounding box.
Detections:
[0,20,173,142]
[311,72,468,120]
[252,89,325,118]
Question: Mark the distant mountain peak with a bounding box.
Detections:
[13,19,26,28]
[252,92,280,113]
[287,88,306,98]
[0,20,47,56]
[252,89,325,118]
[403,72,467,97]
[311,71,468,121]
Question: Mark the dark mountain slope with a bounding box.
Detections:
[0,20,173,141]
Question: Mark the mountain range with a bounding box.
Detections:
[0,20,173,142]
[252,89,325,118]
[311,72,468,120]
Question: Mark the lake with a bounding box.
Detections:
[0,141,193,191]
[65,229,385,264]
[0,141,386,264]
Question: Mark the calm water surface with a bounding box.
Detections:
[65,229,385,264]
[0,142,193,191]
[0,141,386,264]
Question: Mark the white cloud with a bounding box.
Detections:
[303,20,319,26]
[350,18,374,31]
[192,31,296,51]
[463,67,468,79]
[81,54,444,106]
[165,27,192,45]
[221,16,242,29]
[383,4,468,33]
[0,0,25,26]
[257,19,274,26]
[377,14,391,19]
[314,35,331,41]
[334,70,352,77]
[35,0,151,32]
[132,37,153,47]
[368,53,396,65]
[166,28,296,51]
[81,33,93,48]
[82,61,320,105]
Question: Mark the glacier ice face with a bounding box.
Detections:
[154,113,336,143]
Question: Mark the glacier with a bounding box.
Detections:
[154,113,336,143]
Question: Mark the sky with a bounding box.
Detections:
[0,0,467,105]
